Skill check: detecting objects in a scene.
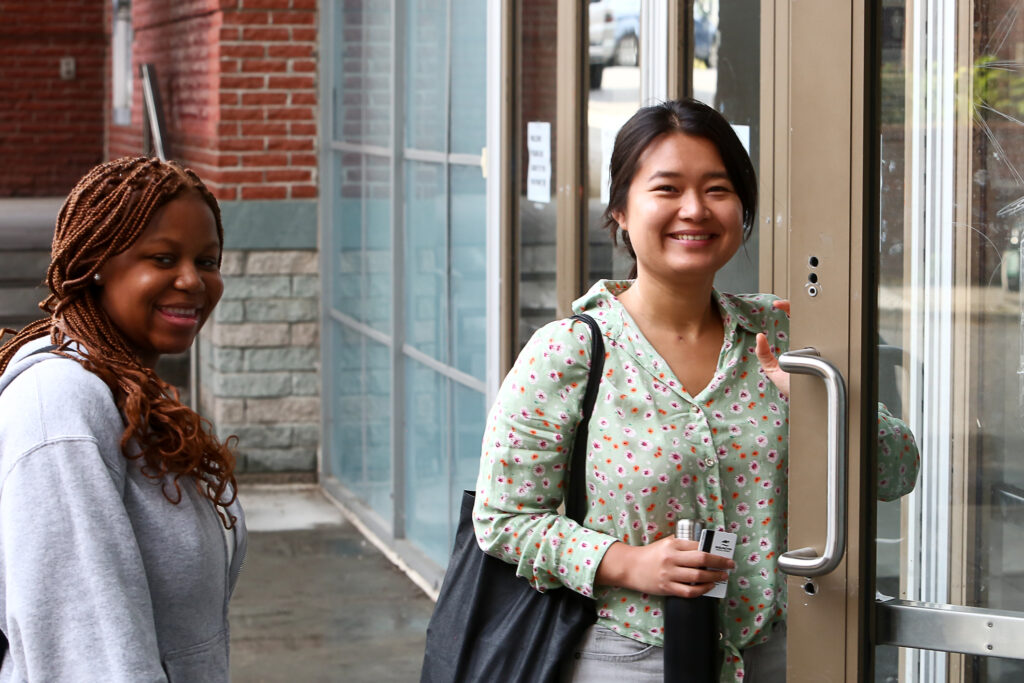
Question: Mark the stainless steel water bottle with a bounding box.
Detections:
[663,519,717,682]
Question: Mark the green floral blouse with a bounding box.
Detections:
[473,279,919,681]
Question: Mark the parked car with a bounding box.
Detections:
[588,0,640,89]
[693,2,718,67]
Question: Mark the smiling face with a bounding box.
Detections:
[97,190,223,368]
[612,132,744,286]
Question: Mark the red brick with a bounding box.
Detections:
[290,184,318,199]
[212,185,238,201]
[242,185,287,199]
[218,122,241,137]
[220,59,240,74]
[291,0,316,9]
[242,152,289,166]
[270,10,315,25]
[242,92,288,106]
[221,92,240,106]
[242,27,292,41]
[219,26,242,41]
[266,137,314,151]
[222,10,269,25]
[267,43,314,59]
[291,92,317,105]
[267,107,314,121]
[292,60,316,73]
[292,28,316,42]
[221,75,266,89]
[241,59,289,73]
[266,168,311,182]
[267,75,314,89]
[222,43,265,58]
[208,169,264,184]
[241,0,290,8]
[289,122,316,135]
[219,137,266,152]
[222,107,265,121]
[241,121,288,136]
[290,153,317,167]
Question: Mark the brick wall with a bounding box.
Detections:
[109,0,318,202]
[107,0,321,477]
[0,0,106,197]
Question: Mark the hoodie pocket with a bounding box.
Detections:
[162,629,229,682]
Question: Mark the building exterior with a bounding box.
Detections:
[2,1,1023,679]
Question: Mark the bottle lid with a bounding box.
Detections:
[675,519,702,541]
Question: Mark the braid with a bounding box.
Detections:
[0,156,237,527]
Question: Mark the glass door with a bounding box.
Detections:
[783,0,1024,680]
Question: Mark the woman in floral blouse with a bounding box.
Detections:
[473,99,919,682]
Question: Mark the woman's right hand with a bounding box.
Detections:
[595,537,736,598]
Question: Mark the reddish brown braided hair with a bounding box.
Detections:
[0,156,238,527]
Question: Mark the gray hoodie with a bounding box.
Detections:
[0,337,246,682]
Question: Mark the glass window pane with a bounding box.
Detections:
[449,0,487,155]
[874,1,1024,680]
[332,152,392,334]
[452,382,486,536]
[405,0,448,152]
[517,0,559,350]
[450,164,486,380]
[333,0,392,146]
[331,322,393,525]
[404,360,450,565]
[585,0,642,287]
[405,160,448,361]
[696,0,760,295]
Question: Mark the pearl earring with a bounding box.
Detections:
[93,273,101,284]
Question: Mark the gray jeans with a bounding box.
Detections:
[561,622,786,682]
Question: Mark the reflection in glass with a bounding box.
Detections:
[332,324,392,524]
[697,0,760,295]
[333,153,392,333]
[333,0,391,146]
[518,0,560,349]
[586,0,641,288]
[405,0,447,152]
[405,360,449,565]
[874,1,1024,680]
[450,0,487,155]
[450,165,487,380]
[405,161,448,362]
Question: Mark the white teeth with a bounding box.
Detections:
[671,234,712,241]
[162,307,198,316]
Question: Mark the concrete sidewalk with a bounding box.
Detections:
[230,485,434,682]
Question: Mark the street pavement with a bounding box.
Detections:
[230,485,434,682]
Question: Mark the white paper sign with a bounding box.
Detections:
[526,121,551,204]
[731,124,751,155]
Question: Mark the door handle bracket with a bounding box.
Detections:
[777,348,848,577]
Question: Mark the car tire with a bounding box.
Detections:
[615,34,638,67]
[589,63,604,89]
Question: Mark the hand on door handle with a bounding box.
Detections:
[776,348,848,578]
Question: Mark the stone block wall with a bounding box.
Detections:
[200,249,320,474]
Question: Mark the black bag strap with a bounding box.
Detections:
[28,344,59,357]
[565,313,605,524]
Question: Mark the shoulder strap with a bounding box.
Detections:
[27,344,59,357]
[565,313,605,524]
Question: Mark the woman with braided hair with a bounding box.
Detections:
[0,156,246,682]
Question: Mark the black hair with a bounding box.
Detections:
[603,99,758,278]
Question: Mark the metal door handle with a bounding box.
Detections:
[777,348,847,577]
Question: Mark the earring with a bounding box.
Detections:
[93,273,101,284]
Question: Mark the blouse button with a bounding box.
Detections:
[705,457,716,467]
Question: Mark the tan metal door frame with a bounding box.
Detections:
[778,0,871,680]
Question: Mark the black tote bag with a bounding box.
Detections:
[420,314,605,683]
